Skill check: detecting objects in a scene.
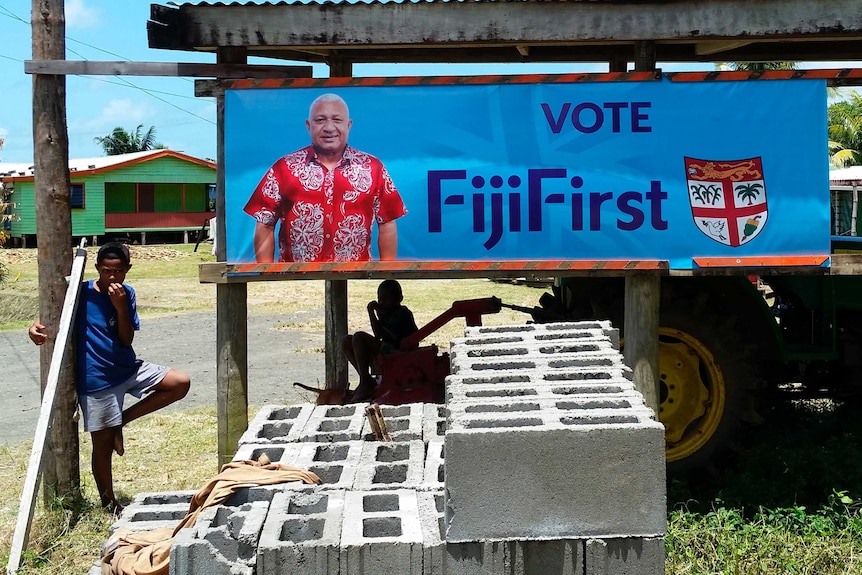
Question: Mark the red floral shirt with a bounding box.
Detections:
[244,145,407,262]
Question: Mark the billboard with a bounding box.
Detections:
[224,75,829,270]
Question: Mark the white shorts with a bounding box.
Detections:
[78,361,170,432]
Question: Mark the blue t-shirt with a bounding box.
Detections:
[75,279,141,395]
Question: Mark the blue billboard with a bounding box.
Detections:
[224,76,829,270]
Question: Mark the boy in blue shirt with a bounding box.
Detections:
[29,242,190,513]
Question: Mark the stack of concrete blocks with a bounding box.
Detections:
[444,321,666,574]
[96,320,665,575]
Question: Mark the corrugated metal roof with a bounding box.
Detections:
[1,150,216,181]
[0,163,34,178]
[831,166,862,184]
[174,0,548,6]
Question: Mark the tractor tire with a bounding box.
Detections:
[658,301,760,476]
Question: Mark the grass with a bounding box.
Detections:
[0,408,222,575]
[4,400,862,574]
[3,245,862,573]
[0,244,545,354]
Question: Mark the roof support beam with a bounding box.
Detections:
[24,59,312,78]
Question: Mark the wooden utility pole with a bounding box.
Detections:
[325,55,352,391]
[215,47,249,466]
[31,0,81,504]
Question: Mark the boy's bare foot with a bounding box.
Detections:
[350,377,377,403]
[102,499,124,518]
[113,427,124,456]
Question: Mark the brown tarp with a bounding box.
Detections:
[101,457,321,575]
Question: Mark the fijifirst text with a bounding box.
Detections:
[428,169,668,250]
[427,99,667,250]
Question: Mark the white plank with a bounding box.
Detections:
[6,241,88,575]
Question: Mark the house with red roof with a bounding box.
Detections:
[1,149,216,247]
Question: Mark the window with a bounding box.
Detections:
[70,183,85,209]
[138,183,155,212]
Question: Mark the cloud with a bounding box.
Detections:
[66,0,101,29]
[100,98,155,124]
[72,98,157,136]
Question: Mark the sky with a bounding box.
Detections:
[0,0,858,165]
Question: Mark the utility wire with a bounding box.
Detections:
[0,4,211,124]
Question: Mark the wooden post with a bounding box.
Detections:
[31,0,81,509]
[609,55,627,73]
[325,281,349,389]
[215,46,249,466]
[216,282,248,466]
[623,274,660,414]
[325,56,352,390]
[852,184,858,236]
[633,41,657,72]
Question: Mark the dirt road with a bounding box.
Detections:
[0,310,326,446]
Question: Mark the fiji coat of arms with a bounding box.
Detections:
[684,157,768,247]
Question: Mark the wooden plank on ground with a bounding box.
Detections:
[6,242,87,575]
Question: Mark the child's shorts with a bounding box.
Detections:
[78,361,170,433]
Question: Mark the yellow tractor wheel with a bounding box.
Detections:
[658,327,727,464]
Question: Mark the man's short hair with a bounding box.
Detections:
[308,93,349,118]
[378,279,403,301]
[97,242,131,266]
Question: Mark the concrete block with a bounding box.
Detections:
[450,334,618,365]
[445,412,666,541]
[423,438,445,491]
[423,403,447,442]
[170,500,269,575]
[446,367,634,394]
[298,441,364,490]
[299,404,367,443]
[419,491,584,575]
[258,490,345,575]
[510,539,584,575]
[353,440,426,491]
[232,443,304,466]
[360,403,425,442]
[446,376,641,407]
[419,489,508,575]
[463,320,619,349]
[447,397,656,431]
[341,490,424,575]
[450,345,627,375]
[109,491,195,534]
[451,321,627,377]
[232,441,363,490]
[238,404,315,445]
[585,537,665,575]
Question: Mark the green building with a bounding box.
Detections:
[1,149,216,247]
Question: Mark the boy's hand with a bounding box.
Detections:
[28,321,48,345]
[106,282,127,309]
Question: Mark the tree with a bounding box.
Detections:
[828,92,862,168]
[726,61,797,72]
[94,124,163,155]
[0,134,13,276]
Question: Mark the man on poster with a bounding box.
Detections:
[244,93,407,262]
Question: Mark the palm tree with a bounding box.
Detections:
[735,183,764,206]
[94,124,163,156]
[829,92,862,168]
[725,61,798,72]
